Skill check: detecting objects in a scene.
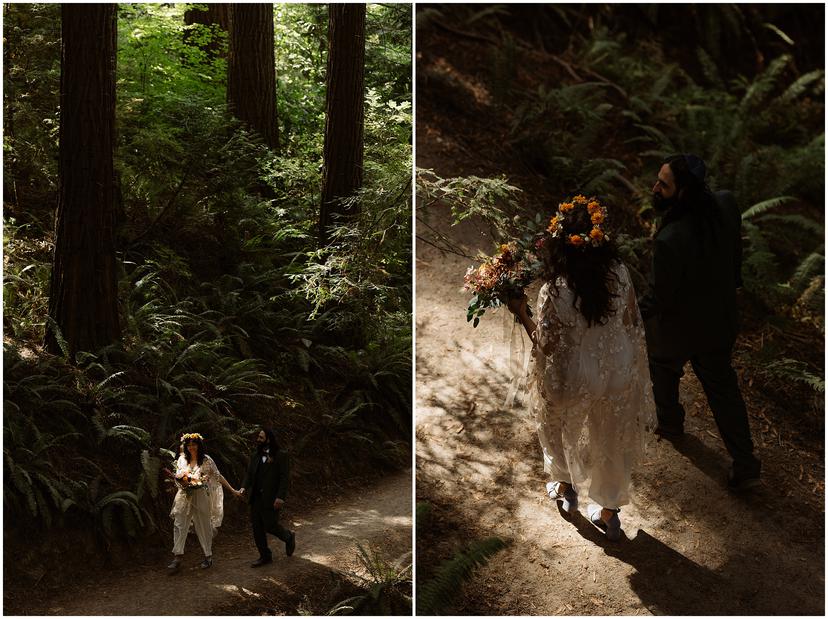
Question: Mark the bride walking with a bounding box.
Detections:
[508,196,654,541]
[167,432,242,571]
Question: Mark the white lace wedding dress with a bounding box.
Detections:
[527,262,655,509]
[170,454,224,556]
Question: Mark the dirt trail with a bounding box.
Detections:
[21,471,411,616]
[415,136,824,614]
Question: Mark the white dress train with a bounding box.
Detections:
[527,262,655,509]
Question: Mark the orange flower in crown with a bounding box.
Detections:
[181,432,204,442]
[546,195,611,248]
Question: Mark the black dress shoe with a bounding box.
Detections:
[167,557,182,572]
[200,556,213,569]
[654,424,685,440]
[728,466,761,491]
[286,531,296,557]
[250,556,273,568]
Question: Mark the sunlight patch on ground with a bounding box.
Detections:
[214,583,262,598]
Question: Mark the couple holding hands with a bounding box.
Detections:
[166,428,295,572]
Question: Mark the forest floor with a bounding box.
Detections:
[415,26,824,615]
[6,470,411,616]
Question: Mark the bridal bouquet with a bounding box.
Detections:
[464,241,540,327]
[175,473,207,493]
[183,478,207,494]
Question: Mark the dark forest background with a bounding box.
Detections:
[3,2,411,604]
[415,3,824,612]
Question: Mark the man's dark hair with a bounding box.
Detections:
[261,427,280,451]
[662,153,720,237]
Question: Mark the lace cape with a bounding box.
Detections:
[170,454,224,529]
[527,262,655,507]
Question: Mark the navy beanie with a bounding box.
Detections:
[682,153,707,185]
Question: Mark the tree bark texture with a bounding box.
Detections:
[227,3,279,151]
[46,4,120,356]
[319,3,366,245]
[184,3,230,59]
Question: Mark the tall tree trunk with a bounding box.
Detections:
[45,4,120,357]
[184,3,230,59]
[227,3,279,151]
[319,3,366,245]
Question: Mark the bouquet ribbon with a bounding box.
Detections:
[503,309,530,408]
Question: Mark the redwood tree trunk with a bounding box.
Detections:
[227,3,279,150]
[45,4,120,356]
[319,3,366,245]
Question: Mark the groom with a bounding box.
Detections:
[639,153,761,491]
[240,427,296,566]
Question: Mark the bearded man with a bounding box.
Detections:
[240,427,296,566]
[639,153,761,491]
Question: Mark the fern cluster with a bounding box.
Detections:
[326,544,412,615]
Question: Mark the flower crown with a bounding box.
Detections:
[181,432,204,442]
[546,194,610,247]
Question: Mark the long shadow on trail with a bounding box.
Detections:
[622,434,823,615]
[563,511,722,614]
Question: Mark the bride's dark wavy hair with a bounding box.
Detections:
[182,436,207,467]
[538,203,621,327]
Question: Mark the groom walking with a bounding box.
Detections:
[639,153,761,491]
[240,427,296,566]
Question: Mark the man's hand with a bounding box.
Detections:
[273,498,285,510]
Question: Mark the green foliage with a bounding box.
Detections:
[417,169,521,253]
[326,544,412,615]
[3,2,412,565]
[417,537,508,615]
[762,358,824,394]
[3,3,61,212]
[416,500,433,534]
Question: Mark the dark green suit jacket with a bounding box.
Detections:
[242,449,290,508]
[639,190,743,359]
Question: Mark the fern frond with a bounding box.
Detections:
[779,69,824,103]
[764,358,824,393]
[789,252,825,292]
[417,537,508,615]
[740,54,792,111]
[741,196,798,220]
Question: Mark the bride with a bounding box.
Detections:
[167,432,242,571]
[508,196,654,541]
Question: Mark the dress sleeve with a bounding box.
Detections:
[533,284,560,357]
[204,456,224,529]
[174,455,188,477]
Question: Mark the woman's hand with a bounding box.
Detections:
[507,295,528,316]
